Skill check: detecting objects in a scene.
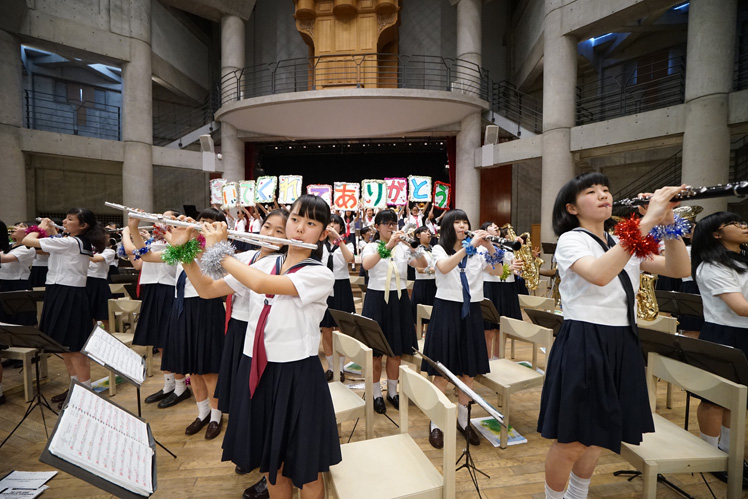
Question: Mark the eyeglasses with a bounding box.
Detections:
[380,222,397,228]
[722,221,748,229]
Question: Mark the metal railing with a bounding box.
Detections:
[576,55,686,126]
[734,33,748,91]
[152,92,219,147]
[24,90,121,141]
[612,150,682,213]
[218,53,490,106]
[490,81,542,134]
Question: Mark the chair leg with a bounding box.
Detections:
[109,370,117,396]
[22,351,33,402]
[641,463,658,499]
[500,392,510,449]
[666,382,672,409]
[146,347,153,377]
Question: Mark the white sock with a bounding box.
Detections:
[373,381,382,398]
[430,421,441,432]
[174,377,186,396]
[545,482,565,499]
[197,399,210,420]
[80,379,92,389]
[70,375,79,383]
[326,355,334,370]
[210,408,222,423]
[163,373,175,392]
[700,432,719,447]
[339,355,345,370]
[564,471,590,499]
[458,403,468,429]
[387,379,398,398]
[718,426,730,453]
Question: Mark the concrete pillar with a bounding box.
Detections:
[680,0,737,216]
[540,2,577,244]
[0,31,27,223]
[220,15,245,181]
[454,0,482,223]
[121,0,153,213]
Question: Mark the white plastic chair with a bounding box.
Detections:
[330,331,374,440]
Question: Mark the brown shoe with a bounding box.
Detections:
[457,422,480,446]
[205,418,223,440]
[325,369,334,382]
[429,427,444,449]
[51,390,69,403]
[340,371,345,382]
[185,415,209,435]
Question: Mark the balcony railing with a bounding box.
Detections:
[24,90,121,141]
[218,53,490,106]
[152,92,219,147]
[612,150,682,215]
[576,55,686,126]
[490,81,542,134]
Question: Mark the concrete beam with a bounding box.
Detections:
[19,128,125,162]
[152,53,208,104]
[152,145,203,169]
[555,0,681,40]
[477,135,543,167]
[158,0,257,22]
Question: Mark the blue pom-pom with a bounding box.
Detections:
[650,215,691,241]
[462,238,478,257]
[483,248,505,269]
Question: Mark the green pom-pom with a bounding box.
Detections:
[377,240,392,259]
[500,263,511,281]
[161,238,203,265]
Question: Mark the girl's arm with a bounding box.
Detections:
[640,238,691,278]
[435,230,492,274]
[328,227,355,263]
[90,254,105,263]
[181,260,235,299]
[0,251,18,263]
[361,231,404,270]
[127,216,164,264]
[408,251,428,269]
[22,218,56,249]
[718,293,748,317]
[120,228,143,270]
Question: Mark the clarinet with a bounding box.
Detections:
[465,231,521,251]
[613,181,748,208]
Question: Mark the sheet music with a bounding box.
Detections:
[83,326,145,385]
[48,384,153,496]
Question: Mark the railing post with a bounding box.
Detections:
[118,107,121,141]
[24,90,30,129]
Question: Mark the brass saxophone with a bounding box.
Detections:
[636,272,659,320]
[501,224,544,291]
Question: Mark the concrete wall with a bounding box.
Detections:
[153,165,210,213]
[482,0,509,83]
[399,0,456,60]
[245,0,308,67]
[511,158,542,230]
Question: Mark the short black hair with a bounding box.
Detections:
[198,207,226,223]
[290,195,331,259]
[438,209,471,255]
[552,172,611,236]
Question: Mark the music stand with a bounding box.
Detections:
[654,290,704,318]
[524,309,564,337]
[0,322,68,449]
[480,298,501,326]
[541,242,557,256]
[0,290,45,316]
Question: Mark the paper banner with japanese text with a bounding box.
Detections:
[361,180,387,209]
[333,182,360,211]
[433,181,451,209]
[385,178,408,206]
[278,175,303,205]
[307,184,333,206]
[210,178,226,205]
[254,176,277,204]
[238,181,256,207]
[408,176,432,203]
[222,182,240,209]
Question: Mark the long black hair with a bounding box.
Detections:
[372,209,398,242]
[438,209,471,255]
[67,208,108,253]
[0,220,9,253]
[691,211,748,277]
[552,172,612,236]
[290,195,331,260]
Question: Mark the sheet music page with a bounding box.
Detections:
[48,384,153,496]
[84,326,145,385]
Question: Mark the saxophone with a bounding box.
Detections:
[636,272,659,320]
[501,224,544,291]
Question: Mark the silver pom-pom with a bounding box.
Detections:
[407,245,426,263]
[199,240,235,280]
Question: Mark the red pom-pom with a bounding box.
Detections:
[614,214,659,259]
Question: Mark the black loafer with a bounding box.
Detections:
[242,477,269,499]
[386,394,399,410]
[0,394,6,406]
[205,419,223,440]
[429,427,444,449]
[457,422,480,446]
[158,389,191,409]
[144,389,173,404]
[51,390,69,404]
[234,465,248,475]
[185,415,210,435]
[325,369,334,382]
[373,396,386,414]
[340,371,345,382]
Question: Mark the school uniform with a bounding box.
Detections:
[86,248,115,321]
[410,245,437,319]
[107,251,119,279]
[221,255,341,488]
[421,245,490,377]
[481,248,522,329]
[361,241,417,356]
[215,250,261,413]
[537,230,654,453]
[0,244,37,325]
[38,236,95,351]
[160,264,225,375]
[29,251,49,288]
[320,241,356,327]
[132,241,177,348]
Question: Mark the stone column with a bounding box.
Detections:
[0,31,27,223]
[454,0,482,223]
[220,15,245,181]
[540,1,577,245]
[680,0,737,216]
[121,0,153,213]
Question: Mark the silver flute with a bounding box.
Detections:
[35,217,65,231]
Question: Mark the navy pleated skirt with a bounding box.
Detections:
[39,284,93,352]
[483,281,522,329]
[320,278,356,328]
[537,320,654,453]
[215,318,248,412]
[676,281,703,331]
[361,289,417,357]
[86,277,112,321]
[655,275,681,292]
[160,296,225,374]
[0,279,37,325]
[221,355,342,488]
[421,299,489,377]
[132,283,175,347]
[29,267,48,288]
[514,277,529,295]
[410,279,436,319]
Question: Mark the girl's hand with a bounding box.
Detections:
[470,229,490,248]
[127,216,140,231]
[387,231,405,250]
[639,184,686,231]
[511,259,523,272]
[327,226,340,240]
[38,218,55,234]
[202,222,229,247]
[168,225,193,246]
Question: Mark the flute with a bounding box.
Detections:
[465,231,522,251]
[613,181,748,208]
[35,217,65,231]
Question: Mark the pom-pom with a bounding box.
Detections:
[614,214,660,259]
[152,224,168,241]
[132,238,154,260]
[24,225,48,238]
[462,238,478,257]
[377,240,392,260]
[500,263,512,281]
[161,238,204,265]
[407,245,425,263]
[198,241,236,280]
[649,215,691,241]
[116,242,128,260]
[483,248,505,269]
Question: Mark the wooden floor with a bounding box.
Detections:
[1,333,745,498]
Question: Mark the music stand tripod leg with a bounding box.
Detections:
[454,401,489,498]
[136,386,177,459]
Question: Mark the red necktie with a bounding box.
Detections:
[136,269,142,298]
